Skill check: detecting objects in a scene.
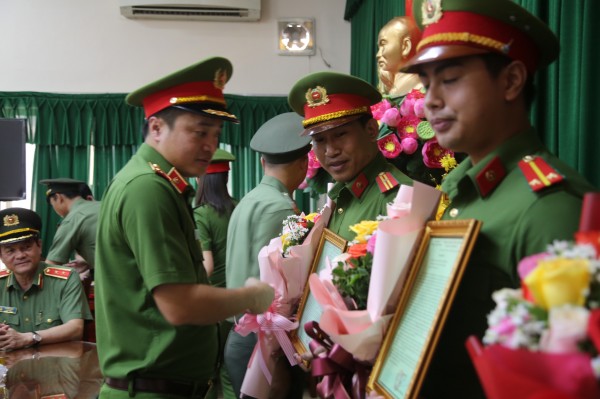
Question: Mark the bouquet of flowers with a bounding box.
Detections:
[468,239,600,399]
[304,182,442,399]
[235,206,332,399]
[372,89,458,188]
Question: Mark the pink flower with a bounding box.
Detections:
[413,97,425,118]
[370,99,392,120]
[422,139,453,168]
[518,252,550,280]
[401,137,418,154]
[399,97,417,117]
[366,231,377,254]
[381,107,401,127]
[396,115,421,139]
[540,306,590,354]
[377,134,402,158]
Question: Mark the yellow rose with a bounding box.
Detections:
[524,258,590,310]
[349,220,379,244]
[305,212,319,222]
[280,232,290,246]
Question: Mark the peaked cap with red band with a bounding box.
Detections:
[402,0,559,74]
[206,148,236,174]
[288,71,382,136]
[126,56,239,123]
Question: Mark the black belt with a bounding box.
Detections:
[105,377,211,398]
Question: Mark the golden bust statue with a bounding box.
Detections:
[376,16,423,97]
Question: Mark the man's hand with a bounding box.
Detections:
[0,324,32,351]
[244,277,274,314]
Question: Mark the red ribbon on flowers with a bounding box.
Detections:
[304,321,370,399]
[235,296,299,383]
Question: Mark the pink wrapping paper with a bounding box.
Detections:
[309,182,441,363]
[239,207,332,399]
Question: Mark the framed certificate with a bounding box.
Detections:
[289,228,347,358]
[367,219,481,399]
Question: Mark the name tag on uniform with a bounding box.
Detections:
[0,306,17,314]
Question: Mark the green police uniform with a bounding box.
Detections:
[46,198,100,268]
[95,57,240,399]
[224,112,311,399]
[95,143,218,385]
[401,1,599,397]
[0,263,93,332]
[328,153,412,241]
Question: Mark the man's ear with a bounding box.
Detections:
[503,61,528,103]
[146,116,164,143]
[365,118,380,142]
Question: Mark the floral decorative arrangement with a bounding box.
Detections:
[280,212,321,256]
[469,239,600,399]
[331,220,379,310]
[372,89,458,188]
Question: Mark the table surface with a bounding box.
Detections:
[0,341,102,398]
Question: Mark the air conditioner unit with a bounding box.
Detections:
[119,0,261,22]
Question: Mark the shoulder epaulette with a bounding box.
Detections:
[0,270,11,279]
[44,266,72,279]
[518,155,563,192]
[376,172,399,193]
[148,162,190,194]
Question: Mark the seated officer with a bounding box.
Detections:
[39,178,100,277]
[0,208,93,351]
[288,72,413,241]
[401,0,598,397]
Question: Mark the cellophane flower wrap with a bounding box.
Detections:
[305,182,441,399]
[236,206,332,399]
[372,89,457,188]
[468,239,600,399]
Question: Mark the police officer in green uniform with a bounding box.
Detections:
[288,72,413,241]
[94,57,274,399]
[225,112,311,399]
[0,208,92,351]
[401,1,599,397]
[193,148,237,399]
[40,178,100,276]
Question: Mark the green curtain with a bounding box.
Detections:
[0,92,315,255]
[345,0,600,189]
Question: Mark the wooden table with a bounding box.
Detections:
[0,341,102,398]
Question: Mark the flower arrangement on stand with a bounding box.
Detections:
[468,239,600,399]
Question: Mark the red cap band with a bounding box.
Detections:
[205,162,230,174]
[142,81,226,118]
[419,12,539,72]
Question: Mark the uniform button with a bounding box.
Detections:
[449,208,459,218]
[24,318,29,322]
[47,318,52,323]
[337,208,344,214]
[23,295,28,300]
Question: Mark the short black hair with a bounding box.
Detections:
[142,107,190,139]
[479,53,536,110]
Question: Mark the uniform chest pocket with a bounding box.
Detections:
[0,313,20,328]
[35,311,61,329]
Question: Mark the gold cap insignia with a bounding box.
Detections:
[305,86,330,108]
[422,0,443,26]
[214,68,228,90]
[3,215,19,227]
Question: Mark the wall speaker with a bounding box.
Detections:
[0,119,27,201]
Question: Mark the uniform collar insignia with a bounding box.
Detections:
[475,156,507,198]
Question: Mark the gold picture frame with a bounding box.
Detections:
[289,228,348,358]
[367,219,481,399]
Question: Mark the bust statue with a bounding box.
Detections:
[376,16,423,97]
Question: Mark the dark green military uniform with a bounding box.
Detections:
[0,263,92,332]
[95,144,218,385]
[224,112,311,399]
[328,153,412,241]
[46,198,100,268]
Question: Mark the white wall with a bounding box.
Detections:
[0,0,351,96]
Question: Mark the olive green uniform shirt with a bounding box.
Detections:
[226,175,297,292]
[327,153,413,241]
[194,203,235,288]
[0,263,92,332]
[422,130,597,398]
[95,143,218,383]
[47,198,101,268]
